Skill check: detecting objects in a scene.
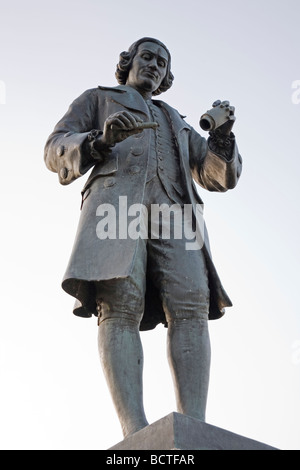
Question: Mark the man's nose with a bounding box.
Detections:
[148,59,159,70]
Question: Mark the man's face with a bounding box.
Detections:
[126,42,169,96]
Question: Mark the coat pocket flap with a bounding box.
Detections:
[81,153,118,193]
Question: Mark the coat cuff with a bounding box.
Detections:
[45,132,94,185]
[202,143,241,190]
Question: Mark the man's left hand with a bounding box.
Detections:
[213,100,236,135]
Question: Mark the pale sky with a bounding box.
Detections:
[0,0,300,450]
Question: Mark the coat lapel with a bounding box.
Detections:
[155,100,191,135]
[98,85,150,118]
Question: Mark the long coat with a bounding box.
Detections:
[44,85,242,330]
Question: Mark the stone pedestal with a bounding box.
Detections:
[109,412,278,450]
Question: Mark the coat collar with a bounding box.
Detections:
[98,85,190,134]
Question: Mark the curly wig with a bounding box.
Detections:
[115,37,174,96]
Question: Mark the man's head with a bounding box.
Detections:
[115,37,174,96]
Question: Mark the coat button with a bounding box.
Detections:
[60,167,69,179]
[128,165,141,175]
[104,177,116,188]
[56,145,65,157]
[131,147,144,156]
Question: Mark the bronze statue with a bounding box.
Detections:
[44,38,242,438]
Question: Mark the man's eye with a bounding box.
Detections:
[142,54,151,60]
[159,61,166,68]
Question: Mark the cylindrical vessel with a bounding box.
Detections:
[200,105,230,131]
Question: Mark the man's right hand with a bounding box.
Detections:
[95,111,158,148]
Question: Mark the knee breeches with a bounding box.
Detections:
[95,177,210,326]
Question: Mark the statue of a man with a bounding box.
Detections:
[44,37,242,438]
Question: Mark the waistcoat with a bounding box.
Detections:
[146,100,186,205]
